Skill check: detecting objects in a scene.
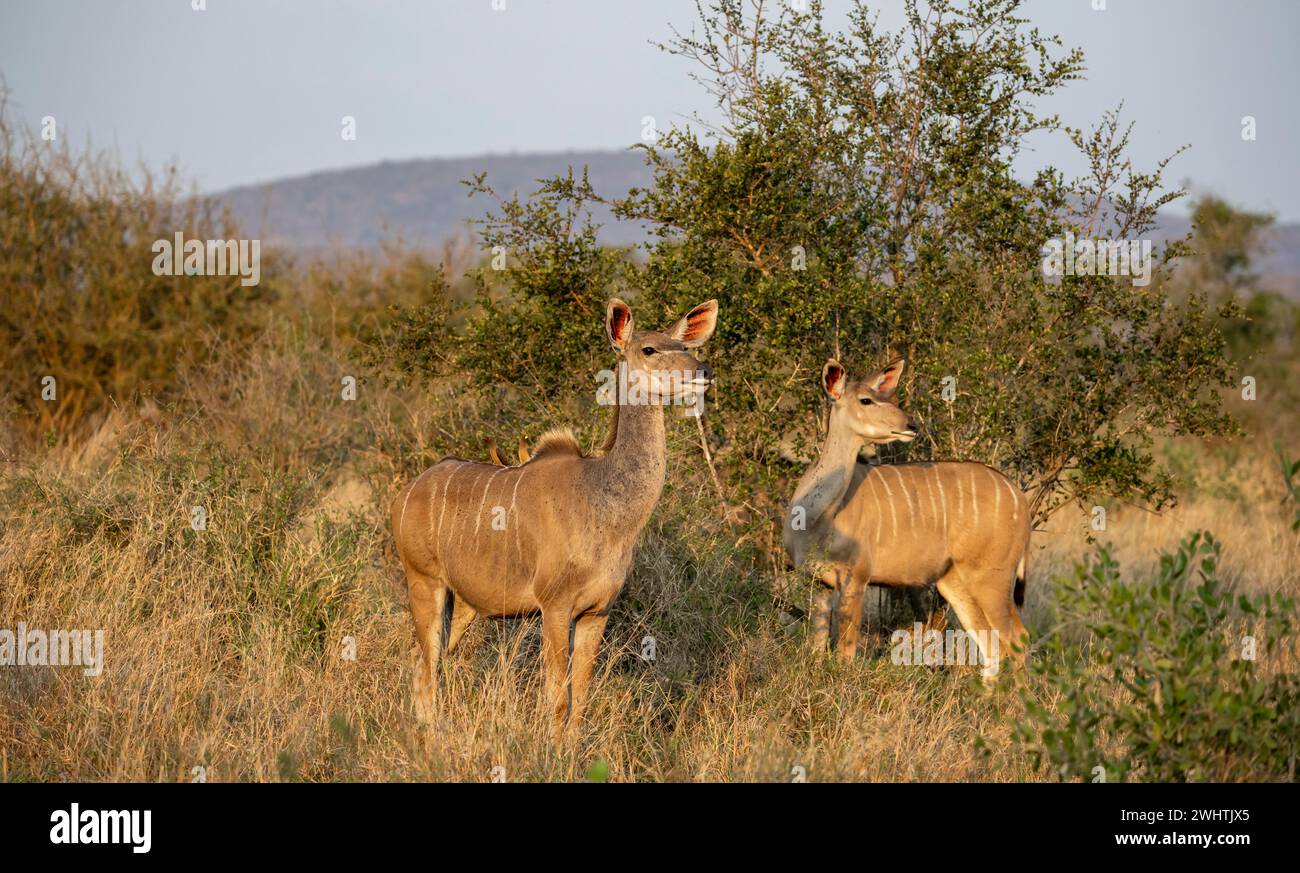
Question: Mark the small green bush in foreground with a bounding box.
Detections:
[1015,531,1299,782]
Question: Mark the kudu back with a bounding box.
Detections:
[785,358,1030,675]
[392,298,718,737]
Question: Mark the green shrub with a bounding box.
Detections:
[1014,531,1299,782]
[368,0,1239,535]
[0,92,279,445]
[456,168,639,397]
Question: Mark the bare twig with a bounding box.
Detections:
[694,411,735,530]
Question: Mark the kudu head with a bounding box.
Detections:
[821,358,918,445]
[606,298,718,404]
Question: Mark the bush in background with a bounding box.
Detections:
[372,0,1241,543]
[0,91,280,447]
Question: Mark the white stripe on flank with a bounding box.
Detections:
[410,470,436,537]
[956,470,964,516]
[1002,476,1020,522]
[399,467,432,546]
[877,467,899,538]
[891,466,914,527]
[436,463,461,547]
[933,467,948,538]
[456,468,485,546]
[427,475,443,547]
[970,468,980,528]
[473,468,505,537]
[987,467,1001,518]
[509,469,527,563]
[868,472,885,548]
[923,469,938,530]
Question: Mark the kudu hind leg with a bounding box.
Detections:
[407,571,448,725]
[972,575,1029,673]
[445,593,478,655]
[1008,607,1029,664]
[935,568,998,678]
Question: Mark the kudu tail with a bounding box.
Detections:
[1013,553,1027,607]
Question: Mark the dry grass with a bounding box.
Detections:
[1,326,1296,783]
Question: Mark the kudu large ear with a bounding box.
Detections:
[867,358,906,398]
[665,299,718,348]
[822,359,847,400]
[606,298,635,353]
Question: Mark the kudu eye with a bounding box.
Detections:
[858,397,874,406]
[641,346,657,355]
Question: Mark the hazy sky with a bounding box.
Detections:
[2,0,1297,219]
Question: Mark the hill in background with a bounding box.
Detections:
[216,150,1300,298]
[216,149,654,253]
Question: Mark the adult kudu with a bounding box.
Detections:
[392,298,718,738]
[784,358,1030,676]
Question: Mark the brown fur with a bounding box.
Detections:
[785,358,1031,676]
[392,298,718,739]
[530,427,585,458]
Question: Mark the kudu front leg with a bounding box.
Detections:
[566,610,610,732]
[835,571,868,663]
[808,564,845,654]
[809,585,839,652]
[540,606,574,742]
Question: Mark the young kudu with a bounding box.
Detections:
[392,298,718,737]
[784,358,1030,675]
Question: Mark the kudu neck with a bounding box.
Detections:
[589,361,669,522]
[792,414,863,529]
[606,362,668,463]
